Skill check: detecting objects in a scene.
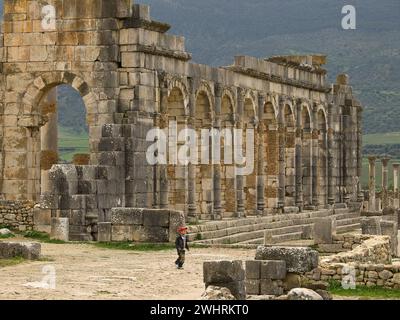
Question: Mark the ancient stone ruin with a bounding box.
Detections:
[0,0,363,242]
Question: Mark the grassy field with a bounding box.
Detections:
[364,132,400,145]
[58,127,89,163]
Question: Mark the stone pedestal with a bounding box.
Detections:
[51,217,69,242]
[313,217,337,244]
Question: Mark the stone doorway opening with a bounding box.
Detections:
[40,85,89,195]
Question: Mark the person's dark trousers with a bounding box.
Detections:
[175,250,186,268]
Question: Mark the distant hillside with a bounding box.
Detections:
[0,0,399,135]
[142,0,400,134]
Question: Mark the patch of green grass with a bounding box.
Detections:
[24,231,66,244]
[94,242,175,252]
[364,132,400,146]
[329,280,400,299]
[0,233,15,239]
[0,256,25,268]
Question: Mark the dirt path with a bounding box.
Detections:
[0,242,254,300]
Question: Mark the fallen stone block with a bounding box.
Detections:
[98,222,112,242]
[245,260,261,280]
[204,260,245,284]
[143,209,170,227]
[313,217,336,244]
[50,218,69,242]
[260,260,287,280]
[201,286,236,300]
[245,279,260,295]
[255,246,319,273]
[111,208,143,225]
[0,242,41,260]
[361,217,382,235]
[260,279,284,296]
[287,288,323,300]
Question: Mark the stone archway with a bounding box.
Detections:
[12,73,97,202]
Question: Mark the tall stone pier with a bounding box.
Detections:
[368,156,377,212]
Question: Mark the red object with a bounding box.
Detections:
[178,226,188,232]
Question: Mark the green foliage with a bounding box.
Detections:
[94,242,175,251]
[0,257,25,268]
[0,233,15,239]
[24,231,66,244]
[329,280,400,299]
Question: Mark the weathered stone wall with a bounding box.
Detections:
[307,262,400,289]
[0,0,364,230]
[0,200,34,231]
[98,208,185,243]
[320,236,391,265]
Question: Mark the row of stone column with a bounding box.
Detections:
[368,156,400,211]
[156,83,340,220]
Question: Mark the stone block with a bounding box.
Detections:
[245,260,261,280]
[380,220,398,256]
[283,273,302,291]
[255,246,319,273]
[111,208,143,225]
[111,225,134,242]
[143,209,170,227]
[98,222,112,242]
[0,242,41,260]
[313,217,336,244]
[204,260,245,284]
[361,217,382,235]
[245,279,260,295]
[260,260,287,280]
[132,226,169,243]
[50,218,69,242]
[260,279,284,296]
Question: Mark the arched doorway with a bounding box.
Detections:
[301,106,313,207]
[40,85,89,194]
[262,102,279,211]
[195,91,213,217]
[220,94,236,217]
[284,104,296,206]
[166,87,188,213]
[318,110,328,206]
[243,97,257,216]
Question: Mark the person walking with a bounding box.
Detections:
[175,226,189,269]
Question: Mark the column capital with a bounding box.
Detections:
[393,163,400,169]
[381,156,392,166]
[368,155,377,164]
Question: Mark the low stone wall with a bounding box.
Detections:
[98,208,185,243]
[320,236,391,265]
[317,234,373,254]
[303,235,398,289]
[305,262,400,289]
[0,201,34,231]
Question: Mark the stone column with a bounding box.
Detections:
[381,156,391,210]
[257,94,266,215]
[295,101,303,211]
[277,102,286,210]
[368,156,377,212]
[393,163,400,208]
[236,89,245,217]
[311,106,319,208]
[327,103,335,205]
[188,87,197,220]
[159,87,169,209]
[213,84,223,220]
[356,106,364,202]
[381,157,391,191]
[393,163,400,192]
